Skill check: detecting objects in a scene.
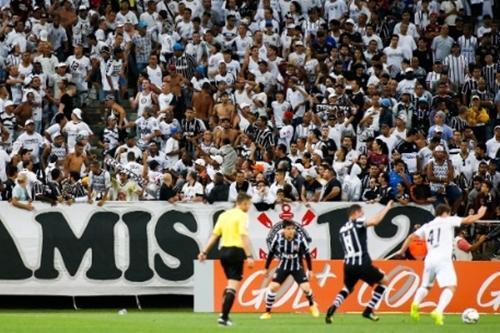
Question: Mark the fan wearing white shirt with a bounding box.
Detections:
[62,108,93,151]
[181,171,204,202]
[13,120,46,166]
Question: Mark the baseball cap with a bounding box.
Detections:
[25,119,34,126]
[78,5,87,11]
[380,98,392,108]
[173,43,184,51]
[292,163,304,173]
[56,62,67,68]
[210,155,223,165]
[4,100,15,108]
[345,18,355,25]
[436,110,446,119]
[51,131,63,140]
[418,96,428,104]
[195,158,206,167]
[294,41,304,47]
[494,125,500,131]
[283,111,294,120]
[240,102,250,109]
[434,145,445,152]
[72,108,83,120]
[471,95,480,100]
[434,125,443,133]
[405,67,414,73]
[397,113,408,122]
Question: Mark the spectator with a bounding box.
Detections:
[11,173,33,211]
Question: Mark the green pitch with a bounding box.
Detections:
[0,310,498,333]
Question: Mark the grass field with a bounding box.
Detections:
[0,310,498,333]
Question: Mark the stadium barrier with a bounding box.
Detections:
[0,201,491,299]
[194,260,500,314]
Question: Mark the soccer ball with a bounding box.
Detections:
[462,308,480,324]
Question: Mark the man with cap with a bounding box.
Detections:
[428,111,453,141]
[1,101,17,142]
[397,68,417,95]
[42,131,67,168]
[427,144,462,213]
[13,119,45,170]
[62,108,93,151]
[164,127,182,170]
[167,42,197,80]
[132,20,153,72]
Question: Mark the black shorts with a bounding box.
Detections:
[272,267,308,285]
[344,263,384,291]
[220,247,246,281]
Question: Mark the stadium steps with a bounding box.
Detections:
[83,96,136,154]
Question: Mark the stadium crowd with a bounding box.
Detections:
[0,0,499,233]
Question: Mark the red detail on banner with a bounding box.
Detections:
[259,249,267,259]
[310,248,317,259]
[301,210,316,226]
[257,213,273,228]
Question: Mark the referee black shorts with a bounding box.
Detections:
[344,263,384,291]
[220,247,246,281]
[272,267,308,285]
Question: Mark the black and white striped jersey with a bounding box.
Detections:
[265,232,312,271]
[339,219,371,266]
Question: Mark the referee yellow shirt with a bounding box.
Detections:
[213,208,249,248]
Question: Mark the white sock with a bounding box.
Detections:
[436,288,454,313]
[413,287,429,305]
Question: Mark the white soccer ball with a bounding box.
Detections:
[462,308,480,324]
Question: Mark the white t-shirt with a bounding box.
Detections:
[0,148,11,182]
[181,181,204,200]
[415,216,462,263]
[63,121,93,150]
[164,137,179,169]
[14,132,45,164]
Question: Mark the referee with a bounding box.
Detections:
[198,193,254,326]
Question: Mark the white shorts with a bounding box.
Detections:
[421,259,457,288]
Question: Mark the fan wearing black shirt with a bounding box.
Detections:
[396,129,419,174]
[59,83,77,121]
[1,165,18,201]
[321,167,342,201]
[301,169,322,203]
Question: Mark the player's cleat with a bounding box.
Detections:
[431,310,444,326]
[310,303,320,318]
[362,310,380,322]
[217,317,233,326]
[410,302,420,321]
[325,306,336,324]
[260,312,272,320]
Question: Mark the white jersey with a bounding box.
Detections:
[136,91,154,118]
[66,55,92,91]
[415,216,462,263]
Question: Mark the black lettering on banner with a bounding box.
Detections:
[34,212,122,279]
[317,206,434,259]
[0,221,32,279]
[154,211,199,281]
[122,211,154,282]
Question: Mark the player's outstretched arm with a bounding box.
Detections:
[461,206,487,225]
[198,234,220,262]
[366,200,394,227]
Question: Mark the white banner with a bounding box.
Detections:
[0,202,434,296]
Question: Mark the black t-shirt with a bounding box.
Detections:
[303,179,322,196]
[60,94,75,120]
[322,178,342,201]
[1,178,16,201]
[159,184,177,201]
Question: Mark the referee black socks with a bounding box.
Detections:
[222,288,236,320]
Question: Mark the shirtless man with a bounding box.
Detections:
[213,92,238,128]
[215,117,240,147]
[64,142,88,175]
[104,95,127,129]
[192,82,213,122]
